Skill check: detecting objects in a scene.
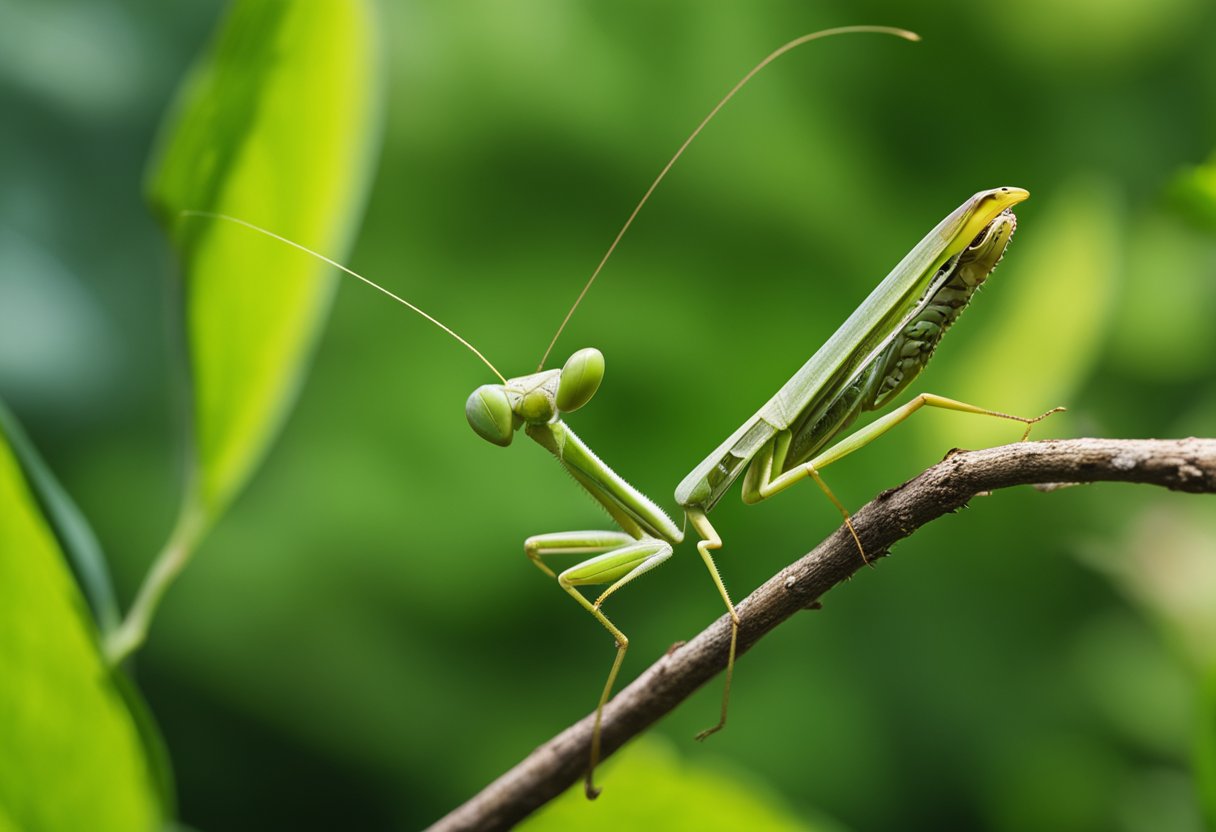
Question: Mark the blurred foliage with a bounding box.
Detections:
[2,0,1215,829]
[0,404,167,830]
[524,736,831,832]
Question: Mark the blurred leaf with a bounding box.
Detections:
[0,409,168,830]
[1110,212,1216,382]
[1079,502,1216,671]
[935,177,1121,448]
[1077,501,1216,829]
[0,400,118,634]
[1072,612,1192,756]
[145,0,382,520]
[1170,151,1216,232]
[521,736,837,832]
[988,733,1123,832]
[976,0,1205,70]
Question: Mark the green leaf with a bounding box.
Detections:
[0,411,169,830]
[146,0,382,521]
[0,401,118,635]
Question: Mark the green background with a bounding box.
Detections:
[2,1,1215,829]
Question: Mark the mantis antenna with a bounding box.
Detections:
[535,25,920,372]
[178,210,507,384]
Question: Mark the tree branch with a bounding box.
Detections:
[428,437,1216,832]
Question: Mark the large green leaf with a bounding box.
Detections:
[146,0,382,520]
[0,413,168,831]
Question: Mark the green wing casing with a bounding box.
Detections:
[675,187,1028,512]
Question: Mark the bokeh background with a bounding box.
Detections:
[3,0,1216,829]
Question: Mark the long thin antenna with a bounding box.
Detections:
[535,25,920,371]
[180,210,507,384]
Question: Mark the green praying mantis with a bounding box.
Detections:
[189,27,1062,800]
[463,185,1059,798]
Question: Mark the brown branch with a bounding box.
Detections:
[428,437,1216,832]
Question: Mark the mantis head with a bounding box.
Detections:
[465,348,606,447]
[956,206,1018,287]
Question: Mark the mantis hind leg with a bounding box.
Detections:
[686,510,739,741]
[809,394,1064,472]
[527,533,673,799]
[753,394,1064,563]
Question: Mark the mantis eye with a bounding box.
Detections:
[466,384,514,447]
[556,347,605,413]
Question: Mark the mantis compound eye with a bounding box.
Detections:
[466,384,514,447]
[556,348,605,413]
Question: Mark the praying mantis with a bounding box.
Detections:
[464,185,1059,798]
[189,27,1062,800]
